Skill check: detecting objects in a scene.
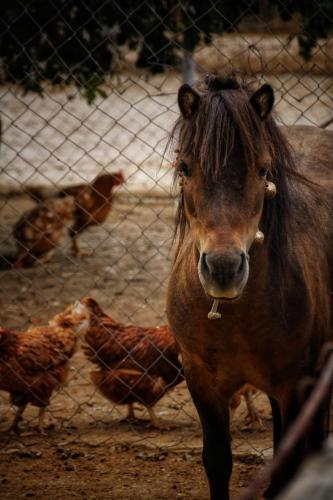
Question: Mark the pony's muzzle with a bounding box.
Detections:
[198,249,249,299]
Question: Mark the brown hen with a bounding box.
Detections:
[59,171,125,256]
[13,197,74,268]
[82,297,183,427]
[0,301,90,433]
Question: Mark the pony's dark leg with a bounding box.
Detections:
[269,396,282,454]
[186,377,232,500]
[265,395,306,498]
[307,390,330,452]
[268,382,331,497]
[201,404,231,500]
[308,344,333,452]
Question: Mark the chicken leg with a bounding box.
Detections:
[243,391,264,430]
[147,407,176,430]
[37,407,47,434]
[127,403,135,420]
[9,404,27,433]
[71,234,92,257]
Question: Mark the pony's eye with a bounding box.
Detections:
[178,160,191,177]
[258,168,268,178]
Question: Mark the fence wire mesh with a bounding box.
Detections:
[0,1,332,498]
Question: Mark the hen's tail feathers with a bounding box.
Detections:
[25,187,58,202]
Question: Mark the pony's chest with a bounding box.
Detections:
[179,318,304,394]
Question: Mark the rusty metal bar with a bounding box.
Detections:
[240,351,333,500]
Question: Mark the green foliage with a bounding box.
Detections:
[0,1,119,97]
[273,0,333,59]
[0,1,332,102]
[0,0,258,101]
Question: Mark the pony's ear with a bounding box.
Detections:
[178,84,200,119]
[250,84,274,120]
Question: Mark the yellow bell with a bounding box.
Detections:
[253,230,264,245]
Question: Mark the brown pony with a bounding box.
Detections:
[166,72,333,499]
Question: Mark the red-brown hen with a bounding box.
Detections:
[59,171,125,256]
[82,297,183,427]
[0,301,90,433]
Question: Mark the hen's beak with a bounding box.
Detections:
[72,301,91,335]
[73,300,86,316]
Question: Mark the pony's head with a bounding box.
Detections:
[173,72,293,301]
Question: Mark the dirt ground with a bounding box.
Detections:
[0,194,273,499]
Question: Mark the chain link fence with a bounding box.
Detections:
[0,1,332,497]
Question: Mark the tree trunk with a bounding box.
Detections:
[181,51,196,85]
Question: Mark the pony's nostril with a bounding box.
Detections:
[237,251,246,275]
[202,252,217,276]
[201,252,209,273]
